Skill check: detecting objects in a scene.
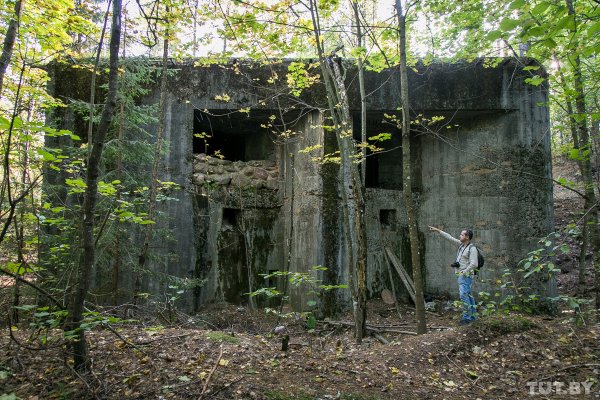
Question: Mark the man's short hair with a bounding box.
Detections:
[462,229,473,240]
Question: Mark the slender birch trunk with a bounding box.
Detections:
[565,0,600,312]
[0,0,23,98]
[308,0,368,341]
[395,0,427,334]
[66,0,121,371]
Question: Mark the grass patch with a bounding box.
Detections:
[473,315,538,335]
[340,394,383,400]
[206,331,240,344]
[264,391,382,400]
[264,392,313,400]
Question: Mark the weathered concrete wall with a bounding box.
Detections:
[164,58,528,113]
[47,57,553,311]
[149,96,196,305]
[419,84,554,298]
[283,112,328,311]
[191,156,283,307]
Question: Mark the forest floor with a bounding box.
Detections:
[1,158,599,400]
[2,303,598,400]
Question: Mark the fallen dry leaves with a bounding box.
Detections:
[1,302,599,399]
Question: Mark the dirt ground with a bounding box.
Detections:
[552,157,596,299]
[1,302,599,399]
[1,157,599,400]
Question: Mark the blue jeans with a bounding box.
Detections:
[457,274,477,321]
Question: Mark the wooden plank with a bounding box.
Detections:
[385,247,415,294]
[385,247,416,304]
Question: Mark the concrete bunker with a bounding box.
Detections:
[47,58,555,312]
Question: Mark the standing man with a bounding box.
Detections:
[428,226,478,325]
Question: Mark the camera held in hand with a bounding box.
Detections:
[451,262,460,269]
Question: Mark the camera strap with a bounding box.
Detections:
[456,244,469,263]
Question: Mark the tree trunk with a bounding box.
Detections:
[308,0,367,342]
[112,17,127,307]
[136,32,169,301]
[565,0,600,312]
[0,65,24,245]
[330,59,368,342]
[0,0,23,98]
[352,0,367,186]
[0,65,37,246]
[578,222,588,296]
[396,0,427,334]
[86,0,112,156]
[352,1,368,333]
[112,102,124,306]
[557,65,591,299]
[66,0,121,371]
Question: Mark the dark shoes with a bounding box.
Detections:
[459,319,475,326]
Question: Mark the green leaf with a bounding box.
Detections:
[0,116,10,129]
[368,133,391,142]
[554,15,575,31]
[523,26,546,38]
[13,305,37,311]
[34,311,50,318]
[568,149,581,160]
[568,299,579,309]
[500,18,520,31]
[58,129,80,140]
[524,76,544,86]
[531,2,551,16]
[350,46,367,59]
[542,38,557,49]
[98,181,117,196]
[486,30,503,41]
[464,369,479,379]
[65,178,87,193]
[36,149,56,162]
[306,314,316,329]
[509,0,526,10]
[11,116,23,129]
[582,44,600,57]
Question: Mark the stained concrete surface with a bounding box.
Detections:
[47,58,554,311]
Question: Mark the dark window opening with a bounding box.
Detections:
[365,155,379,188]
[379,209,397,230]
[193,109,276,162]
[222,208,240,229]
[193,111,247,160]
[353,113,403,189]
[352,112,423,191]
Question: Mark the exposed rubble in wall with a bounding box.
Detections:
[192,154,280,190]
